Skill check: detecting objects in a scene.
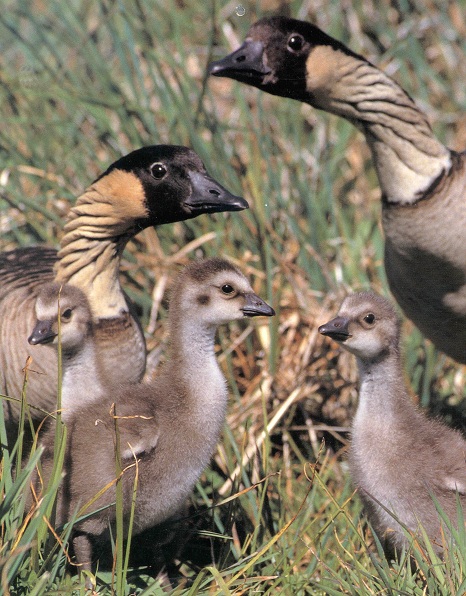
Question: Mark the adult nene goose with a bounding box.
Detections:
[28,259,274,579]
[210,16,466,363]
[0,146,247,436]
[319,292,466,556]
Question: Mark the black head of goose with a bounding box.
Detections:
[319,291,466,556]
[0,146,248,435]
[210,16,466,363]
[30,258,274,578]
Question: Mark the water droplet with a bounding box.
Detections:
[235,4,246,17]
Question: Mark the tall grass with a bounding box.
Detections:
[1,0,465,593]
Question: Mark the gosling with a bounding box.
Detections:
[319,292,466,556]
[29,258,274,574]
[28,283,108,418]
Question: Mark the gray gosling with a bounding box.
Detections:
[29,258,274,575]
[28,283,108,419]
[210,17,466,363]
[319,292,466,556]
[0,145,248,436]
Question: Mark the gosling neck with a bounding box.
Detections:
[60,338,106,418]
[164,315,227,415]
[354,346,414,425]
[307,47,451,204]
[54,184,143,318]
[169,317,219,371]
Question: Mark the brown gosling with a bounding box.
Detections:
[28,258,274,576]
[210,17,466,363]
[0,145,248,437]
[319,291,466,557]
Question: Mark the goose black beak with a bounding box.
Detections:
[185,171,248,214]
[318,316,351,342]
[241,293,275,318]
[28,320,57,345]
[209,40,271,83]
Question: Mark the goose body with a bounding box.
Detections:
[210,17,466,363]
[29,258,274,573]
[0,146,247,434]
[319,292,466,555]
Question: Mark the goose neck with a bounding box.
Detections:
[309,50,451,204]
[54,186,141,317]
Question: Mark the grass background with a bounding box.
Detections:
[1,0,465,593]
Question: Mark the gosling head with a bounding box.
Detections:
[209,16,360,103]
[170,258,275,326]
[319,292,401,362]
[28,283,93,351]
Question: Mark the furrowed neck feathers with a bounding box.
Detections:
[54,173,145,317]
[306,46,451,204]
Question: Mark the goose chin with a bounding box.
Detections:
[184,197,248,215]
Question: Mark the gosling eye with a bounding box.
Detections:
[150,163,167,180]
[287,34,304,52]
[62,308,73,320]
[221,284,235,295]
[363,313,375,325]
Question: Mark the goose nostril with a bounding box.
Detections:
[236,55,246,63]
[208,189,221,197]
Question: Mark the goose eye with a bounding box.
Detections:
[62,308,72,320]
[221,284,235,295]
[287,34,304,52]
[150,163,167,179]
[363,313,375,325]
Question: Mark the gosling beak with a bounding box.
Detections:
[318,316,351,342]
[184,171,248,214]
[209,40,271,83]
[28,320,57,345]
[241,293,275,318]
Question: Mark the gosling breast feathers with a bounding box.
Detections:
[319,292,466,556]
[0,146,248,434]
[210,16,466,363]
[30,258,274,574]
